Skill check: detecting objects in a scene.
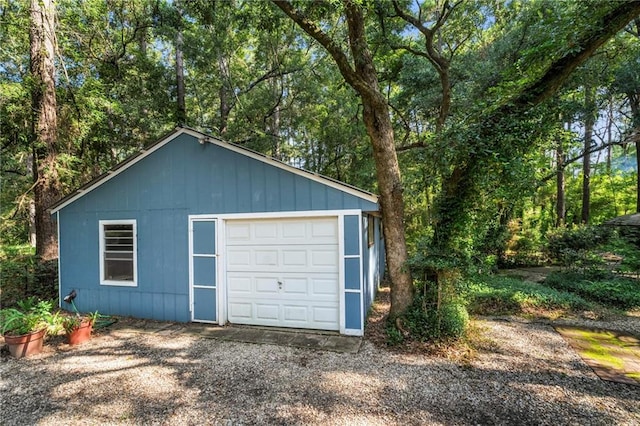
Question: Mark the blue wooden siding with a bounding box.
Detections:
[58,133,379,325]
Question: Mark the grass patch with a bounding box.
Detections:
[544,271,640,310]
[465,274,594,317]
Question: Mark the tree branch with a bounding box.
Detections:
[2,169,28,176]
[511,1,640,111]
[242,67,302,95]
[396,141,427,152]
[538,140,625,184]
[271,1,366,92]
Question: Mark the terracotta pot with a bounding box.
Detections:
[66,321,93,345]
[4,328,46,359]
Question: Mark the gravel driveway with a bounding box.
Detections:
[1,317,639,425]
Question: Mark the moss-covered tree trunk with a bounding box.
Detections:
[434,1,640,251]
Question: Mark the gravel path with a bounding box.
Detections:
[1,318,638,425]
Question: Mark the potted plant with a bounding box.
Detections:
[0,298,57,358]
[63,311,99,346]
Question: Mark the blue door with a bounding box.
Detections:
[190,219,217,322]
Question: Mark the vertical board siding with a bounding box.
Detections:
[59,134,378,323]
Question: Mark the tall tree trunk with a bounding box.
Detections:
[344,3,413,316]
[606,95,613,173]
[218,57,232,135]
[273,0,414,316]
[581,86,594,224]
[636,138,640,213]
[30,0,60,261]
[269,75,283,160]
[556,125,565,227]
[175,4,186,126]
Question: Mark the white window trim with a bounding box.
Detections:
[99,219,138,287]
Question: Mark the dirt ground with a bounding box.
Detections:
[1,287,639,425]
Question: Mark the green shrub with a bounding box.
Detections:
[439,303,469,338]
[0,246,58,307]
[390,287,470,343]
[546,226,612,269]
[602,236,640,277]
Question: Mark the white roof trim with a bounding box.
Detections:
[50,128,378,214]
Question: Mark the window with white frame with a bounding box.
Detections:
[100,220,137,286]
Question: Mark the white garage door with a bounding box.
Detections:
[226,217,340,331]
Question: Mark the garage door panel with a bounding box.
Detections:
[312,278,339,296]
[313,306,339,324]
[283,305,307,322]
[255,250,278,266]
[256,304,280,320]
[311,220,338,238]
[227,248,251,267]
[282,222,306,239]
[226,217,340,331]
[311,249,339,268]
[228,276,252,293]
[228,273,337,299]
[227,223,251,240]
[284,277,308,294]
[282,250,306,266]
[228,246,338,273]
[255,277,279,294]
[254,222,278,239]
[227,218,338,246]
[229,302,252,319]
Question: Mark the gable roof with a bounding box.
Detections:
[49,127,378,214]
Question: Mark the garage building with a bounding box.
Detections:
[50,127,384,336]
